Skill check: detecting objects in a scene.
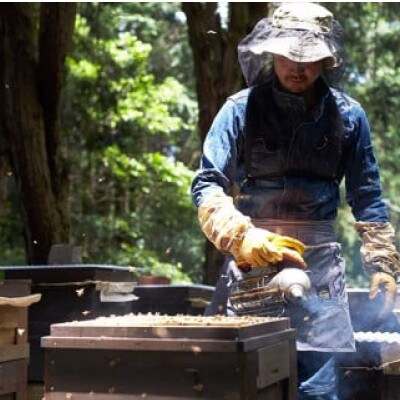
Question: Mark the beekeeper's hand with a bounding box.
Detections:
[198,193,306,270]
[355,221,400,321]
[369,272,397,321]
[234,227,306,269]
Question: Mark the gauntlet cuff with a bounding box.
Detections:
[355,221,400,278]
[198,193,253,254]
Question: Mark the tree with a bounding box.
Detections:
[0,4,76,264]
[182,3,269,284]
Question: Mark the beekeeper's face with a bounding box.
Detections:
[273,55,323,94]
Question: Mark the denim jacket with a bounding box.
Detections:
[191,78,388,224]
[192,78,387,353]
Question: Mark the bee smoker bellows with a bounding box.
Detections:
[228,266,311,317]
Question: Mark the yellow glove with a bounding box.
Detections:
[198,193,306,269]
[235,227,283,267]
[235,227,306,269]
[369,272,397,321]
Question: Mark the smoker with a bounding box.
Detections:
[42,314,298,400]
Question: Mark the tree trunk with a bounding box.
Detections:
[38,3,76,227]
[183,3,269,284]
[0,4,76,264]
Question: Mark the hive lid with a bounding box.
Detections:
[47,313,291,341]
[1,264,136,283]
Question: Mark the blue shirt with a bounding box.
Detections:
[191,80,388,223]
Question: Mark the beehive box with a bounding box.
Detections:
[4,265,137,383]
[42,314,298,400]
[0,279,40,400]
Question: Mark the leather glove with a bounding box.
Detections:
[355,221,400,321]
[355,221,400,276]
[198,193,306,270]
[234,227,306,269]
[369,272,397,321]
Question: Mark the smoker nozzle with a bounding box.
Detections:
[268,268,311,302]
[286,284,306,300]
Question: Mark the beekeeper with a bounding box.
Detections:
[191,2,400,399]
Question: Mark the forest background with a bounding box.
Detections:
[1,2,400,287]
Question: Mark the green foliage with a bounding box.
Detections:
[61,3,203,283]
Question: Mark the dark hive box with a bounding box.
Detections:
[42,314,297,400]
